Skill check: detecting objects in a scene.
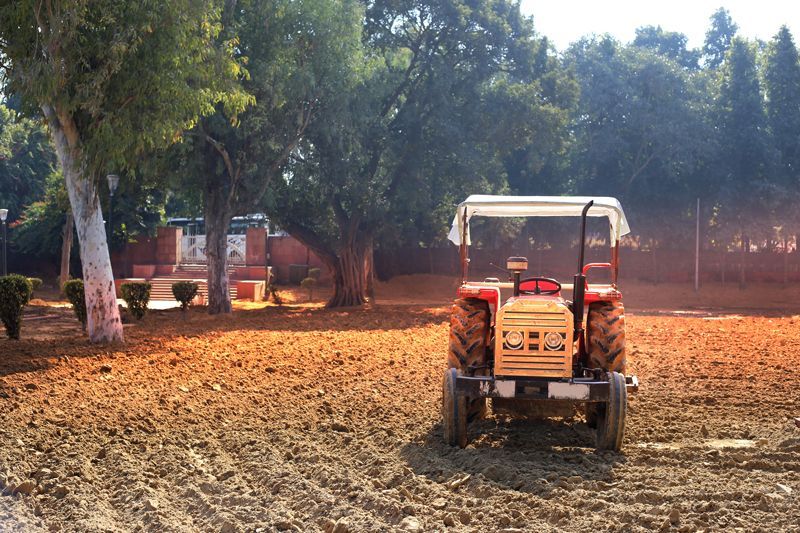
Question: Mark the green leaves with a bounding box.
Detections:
[765,26,800,184]
[0,274,33,339]
[703,7,739,69]
[0,0,248,182]
[0,105,58,223]
[272,0,571,252]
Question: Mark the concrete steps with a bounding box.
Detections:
[147,268,238,301]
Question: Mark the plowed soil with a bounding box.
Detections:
[1,280,799,532]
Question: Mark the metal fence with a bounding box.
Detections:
[374,246,800,284]
[181,235,247,265]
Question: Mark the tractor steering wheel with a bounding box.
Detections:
[519,277,562,296]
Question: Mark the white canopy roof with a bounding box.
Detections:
[448,195,631,246]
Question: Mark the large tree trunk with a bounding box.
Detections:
[329,240,368,307]
[59,210,74,289]
[283,223,370,308]
[44,105,123,343]
[204,188,233,315]
[365,237,376,303]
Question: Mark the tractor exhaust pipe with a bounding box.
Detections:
[573,200,593,335]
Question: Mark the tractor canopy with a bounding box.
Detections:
[447,195,631,246]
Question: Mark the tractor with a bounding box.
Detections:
[442,195,638,451]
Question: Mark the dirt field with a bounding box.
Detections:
[1,279,799,532]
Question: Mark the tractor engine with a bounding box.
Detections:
[494,298,574,378]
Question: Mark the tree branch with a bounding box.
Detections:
[626,147,660,190]
[380,30,428,118]
[281,220,338,269]
[247,100,316,210]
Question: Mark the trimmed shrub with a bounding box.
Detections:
[120,282,151,320]
[27,277,43,294]
[63,279,87,330]
[300,276,316,301]
[172,281,199,312]
[0,274,33,339]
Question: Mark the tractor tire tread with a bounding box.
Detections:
[448,298,489,421]
[587,301,626,373]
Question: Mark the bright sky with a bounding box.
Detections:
[520,1,800,51]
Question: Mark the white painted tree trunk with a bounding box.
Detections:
[43,104,123,343]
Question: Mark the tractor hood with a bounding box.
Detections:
[447,195,631,246]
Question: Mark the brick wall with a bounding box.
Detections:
[267,235,330,283]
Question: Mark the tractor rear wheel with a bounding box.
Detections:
[586,301,626,373]
[442,368,467,448]
[595,371,627,451]
[448,298,489,420]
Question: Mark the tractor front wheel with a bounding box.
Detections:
[442,368,467,448]
[595,371,627,451]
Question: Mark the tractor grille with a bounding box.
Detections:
[495,301,573,378]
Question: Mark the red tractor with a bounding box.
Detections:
[443,195,638,451]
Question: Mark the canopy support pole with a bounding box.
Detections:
[459,207,469,284]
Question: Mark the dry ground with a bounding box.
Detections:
[0,279,799,532]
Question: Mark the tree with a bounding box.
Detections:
[270,0,571,306]
[170,0,363,314]
[764,26,800,184]
[703,7,738,69]
[717,38,771,188]
[0,103,57,223]
[633,25,700,70]
[12,171,70,262]
[14,170,168,265]
[763,27,800,267]
[0,1,247,342]
[565,36,711,247]
[712,37,778,273]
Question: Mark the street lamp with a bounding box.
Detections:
[106,174,120,245]
[0,208,8,276]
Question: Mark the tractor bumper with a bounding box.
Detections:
[455,375,638,402]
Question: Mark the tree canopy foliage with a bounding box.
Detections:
[164,0,364,313]
[0,0,247,340]
[0,104,57,224]
[266,0,574,306]
[3,2,800,309]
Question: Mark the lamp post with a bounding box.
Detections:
[0,208,7,276]
[106,174,120,245]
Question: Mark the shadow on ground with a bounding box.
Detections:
[0,303,449,378]
[401,413,626,499]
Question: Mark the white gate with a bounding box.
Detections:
[181,235,246,265]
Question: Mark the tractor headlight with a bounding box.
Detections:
[504,330,524,350]
[544,331,564,351]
